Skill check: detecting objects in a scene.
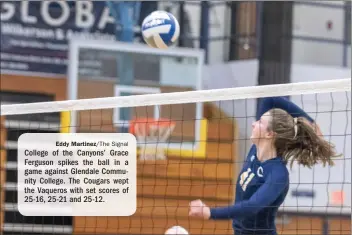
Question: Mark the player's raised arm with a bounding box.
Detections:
[256,96,314,123]
[257,96,324,137]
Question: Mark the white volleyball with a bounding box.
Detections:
[141,11,180,49]
[164,225,189,235]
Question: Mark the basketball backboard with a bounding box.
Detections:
[67,38,207,158]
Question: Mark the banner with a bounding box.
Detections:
[0,1,117,76]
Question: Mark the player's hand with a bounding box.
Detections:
[304,119,323,137]
[301,118,324,138]
[189,199,210,219]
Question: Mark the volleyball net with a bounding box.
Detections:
[1,78,351,235]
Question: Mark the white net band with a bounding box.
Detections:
[1,79,350,115]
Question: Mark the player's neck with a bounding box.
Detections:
[256,142,277,162]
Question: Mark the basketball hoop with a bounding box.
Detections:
[129,118,176,161]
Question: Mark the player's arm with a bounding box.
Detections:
[256,96,314,123]
[209,166,289,220]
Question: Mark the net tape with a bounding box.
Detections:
[1,79,350,116]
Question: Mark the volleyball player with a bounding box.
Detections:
[189,96,340,235]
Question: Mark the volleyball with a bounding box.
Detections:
[141,11,180,49]
[164,225,189,235]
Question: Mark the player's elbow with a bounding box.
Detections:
[238,201,265,218]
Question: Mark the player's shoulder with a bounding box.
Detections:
[263,159,289,181]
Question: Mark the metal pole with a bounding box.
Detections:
[342,2,350,67]
[229,2,238,60]
[200,1,210,64]
[322,217,329,235]
[178,1,185,47]
[106,1,141,132]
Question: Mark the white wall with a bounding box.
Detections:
[322,1,346,6]
[292,4,344,40]
[291,40,344,67]
[159,2,350,66]
[292,3,347,67]
[203,60,351,214]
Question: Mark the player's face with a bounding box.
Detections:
[250,112,273,144]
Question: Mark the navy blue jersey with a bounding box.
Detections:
[209,96,314,235]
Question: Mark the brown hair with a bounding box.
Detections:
[267,108,341,168]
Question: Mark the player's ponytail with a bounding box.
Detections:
[268,108,341,169]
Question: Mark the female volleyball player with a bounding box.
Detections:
[189,96,340,235]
